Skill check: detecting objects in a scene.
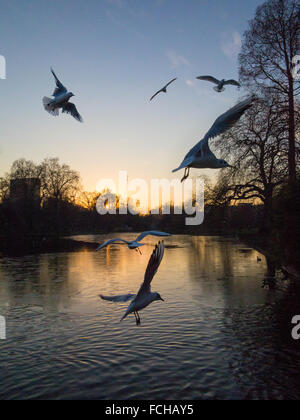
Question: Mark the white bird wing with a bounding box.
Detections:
[51,68,67,97]
[62,102,83,122]
[201,96,253,143]
[224,79,241,87]
[136,231,172,242]
[100,294,136,303]
[135,241,165,298]
[196,75,220,85]
[183,96,254,160]
[96,238,130,251]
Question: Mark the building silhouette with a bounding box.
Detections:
[10,178,41,207]
[8,178,41,237]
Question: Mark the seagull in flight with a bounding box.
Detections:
[100,241,165,326]
[196,76,241,92]
[43,68,83,122]
[96,231,172,254]
[150,78,177,101]
[173,97,254,182]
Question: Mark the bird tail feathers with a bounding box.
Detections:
[214,86,225,92]
[172,157,193,173]
[120,304,134,322]
[43,97,59,116]
[120,310,130,322]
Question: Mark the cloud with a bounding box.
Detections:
[167,50,191,69]
[186,80,195,87]
[221,31,242,59]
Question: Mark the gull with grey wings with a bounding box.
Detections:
[43,68,83,122]
[196,75,241,92]
[150,78,177,101]
[173,97,254,182]
[96,231,171,254]
[100,241,165,326]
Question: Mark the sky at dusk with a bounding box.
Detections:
[0,0,263,192]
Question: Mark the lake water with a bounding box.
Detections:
[0,235,300,400]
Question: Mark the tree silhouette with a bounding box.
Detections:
[213,95,289,233]
[239,0,299,186]
[239,0,300,263]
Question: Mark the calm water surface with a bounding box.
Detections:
[0,235,300,400]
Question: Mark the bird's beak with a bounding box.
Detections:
[160,297,165,302]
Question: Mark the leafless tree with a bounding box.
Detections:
[0,157,81,205]
[0,177,10,202]
[39,158,80,203]
[0,159,42,203]
[239,0,300,187]
[78,191,100,211]
[212,96,288,232]
[9,158,43,179]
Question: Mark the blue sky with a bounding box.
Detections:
[0,0,262,191]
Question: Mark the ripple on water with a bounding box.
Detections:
[1,235,300,400]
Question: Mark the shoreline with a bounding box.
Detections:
[1,232,299,281]
[0,232,240,257]
[0,237,97,257]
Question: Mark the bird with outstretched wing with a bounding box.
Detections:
[100,242,166,325]
[43,68,83,122]
[150,78,177,101]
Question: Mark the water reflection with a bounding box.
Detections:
[0,235,299,400]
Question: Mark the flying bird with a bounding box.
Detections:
[43,68,83,122]
[96,231,172,254]
[150,78,177,101]
[100,241,165,326]
[196,76,241,92]
[173,97,254,182]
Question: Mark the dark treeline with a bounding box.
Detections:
[0,157,266,253]
[0,155,297,268]
[0,165,266,255]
